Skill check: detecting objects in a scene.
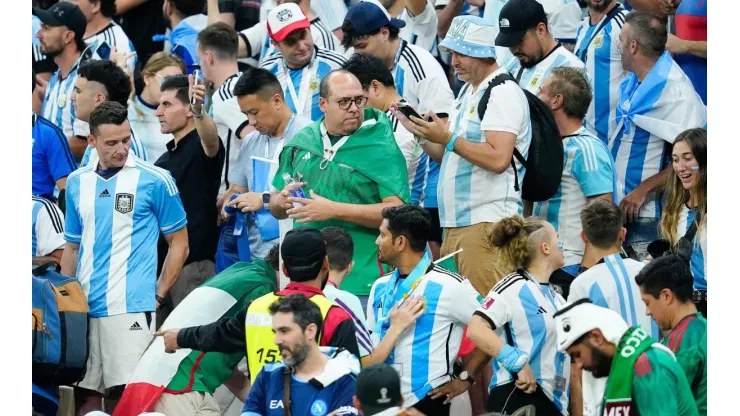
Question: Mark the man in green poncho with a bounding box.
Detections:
[554,299,698,416]
[636,255,707,416]
[269,70,409,304]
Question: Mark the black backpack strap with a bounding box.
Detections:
[32,262,58,276]
[477,73,517,121]
[515,66,525,83]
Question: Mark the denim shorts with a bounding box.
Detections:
[625,218,660,261]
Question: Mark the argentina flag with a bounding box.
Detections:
[609,51,706,219]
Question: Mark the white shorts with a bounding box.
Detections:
[77,311,155,393]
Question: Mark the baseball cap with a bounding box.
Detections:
[281,228,326,268]
[343,0,406,38]
[553,299,630,352]
[356,364,402,415]
[439,15,497,59]
[33,2,87,42]
[267,3,310,42]
[495,0,547,48]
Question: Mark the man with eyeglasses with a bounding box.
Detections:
[270,69,410,306]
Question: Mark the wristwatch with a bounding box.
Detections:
[155,295,166,305]
[262,191,271,208]
[457,370,474,384]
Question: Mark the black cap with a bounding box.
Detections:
[495,0,547,48]
[356,364,402,415]
[33,2,87,42]
[281,228,326,268]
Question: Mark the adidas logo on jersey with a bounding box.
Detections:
[129,322,143,331]
[99,189,111,198]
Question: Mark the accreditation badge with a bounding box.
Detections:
[309,76,320,93]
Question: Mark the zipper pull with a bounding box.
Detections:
[42,323,52,338]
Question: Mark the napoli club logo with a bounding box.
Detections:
[310,400,328,416]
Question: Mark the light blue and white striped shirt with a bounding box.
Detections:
[609,52,706,219]
[84,22,137,72]
[677,206,707,291]
[32,195,65,257]
[575,4,629,144]
[80,127,148,168]
[41,53,91,138]
[367,263,480,407]
[387,105,428,205]
[569,253,660,339]
[505,44,586,94]
[439,67,531,228]
[64,155,187,318]
[534,127,615,266]
[260,46,347,121]
[476,270,570,413]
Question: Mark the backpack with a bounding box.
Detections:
[32,263,89,386]
[476,72,564,202]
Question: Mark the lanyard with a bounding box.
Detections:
[276,53,319,117]
[521,269,560,312]
[392,39,406,71]
[263,115,296,160]
[319,122,352,170]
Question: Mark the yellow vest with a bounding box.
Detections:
[245,292,334,382]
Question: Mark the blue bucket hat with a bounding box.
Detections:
[439,15,497,59]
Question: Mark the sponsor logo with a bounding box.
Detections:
[129,322,143,331]
[270,400,284,409]
[499,18,510,28]
[99,189,111,198]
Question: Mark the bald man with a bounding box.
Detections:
[270,70,409,305]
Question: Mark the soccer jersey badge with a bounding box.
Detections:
[115,193,134,214]
[593,33,604,48]
[57,94,67,108]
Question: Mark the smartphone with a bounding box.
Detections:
[191,70,201,105]
[397,103,422,120]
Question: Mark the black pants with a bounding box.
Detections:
[413,394,450,416]
[487,382,562,416]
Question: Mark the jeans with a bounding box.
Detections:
[625,218,660,261]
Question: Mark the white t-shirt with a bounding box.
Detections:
[397,1,440,56]
[392,40,455,116]
[439,67,531,228]
[211,72,251,195]
[128,96,174,163]
[386,102,428,205]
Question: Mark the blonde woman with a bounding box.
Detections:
[128,52,186,161]
[659,127,707,316]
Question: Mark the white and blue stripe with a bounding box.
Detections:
[64,155,186,318]
[261,46,346,121]
[575,5,629,144]
[393,40,454,118]
[534,127,615,266]
[505,44,586,94]
[32,195,65,257]
[568,254,660,339]
[388,108,428,205]
[80,127,148,168]
[42,56,87,138]
[676,206,707,291]
[475,271,570,412]
[84,22,138,72]
[609,52,707,219]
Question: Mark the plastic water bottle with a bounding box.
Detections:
[283,173,305,208]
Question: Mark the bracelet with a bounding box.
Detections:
[445,134,459,152]
[190,104,205,119]
[156,295,166,305]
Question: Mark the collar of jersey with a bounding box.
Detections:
[595,252,628,266]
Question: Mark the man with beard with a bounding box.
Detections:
[34,2,92,156]
[496,0,585,94]
[244,294,360,416]
[269,70,408,303]
[554,299,698,416]
[574,0,629,144]
[156,228,360,382]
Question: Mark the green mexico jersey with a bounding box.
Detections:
[661,313,707,416]
[631,347,698,416]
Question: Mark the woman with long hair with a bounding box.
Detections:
[659,127,707,316]
[128,52,186,161]
[467,216,570,416]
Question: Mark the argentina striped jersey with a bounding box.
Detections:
[505,44,586,94]
[393,40,454,117]
[84,22,137,72]
[212,72,250,193]
[241,18,343,67]
[41,53,92,138]
[568,253,660,339]
[64,155,187,317]
[574,4,629,143]
[32,195,65,257]
[80,127,148,167]
[387,104,428,205]
[366,265,480,406]
[261,46,346,121]
[609,52,706,219]
[676,206,707,290]
[475,270,571,413]
[439,67,531,228]
[533,127,615,267]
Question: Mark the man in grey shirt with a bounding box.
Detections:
[222,68,311,259]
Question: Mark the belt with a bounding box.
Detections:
[693,289,707,303]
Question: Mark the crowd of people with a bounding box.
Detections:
[31,0,708,415]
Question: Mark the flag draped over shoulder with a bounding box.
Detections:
[114,261,277,416]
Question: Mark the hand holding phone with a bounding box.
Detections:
[396,103,423,121]
[190,70,201,105]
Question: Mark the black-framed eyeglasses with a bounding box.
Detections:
[335,96,367,110]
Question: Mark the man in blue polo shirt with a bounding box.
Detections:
[32,112,76,203]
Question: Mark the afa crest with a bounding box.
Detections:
[115,193,134,214]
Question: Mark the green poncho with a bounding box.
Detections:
[273,108,410,295]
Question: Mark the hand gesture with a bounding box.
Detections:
[390,296,425,332]
[35,75,49,100]
[153,328,181,354]
[109,46,135,70]
[286,189,336,224]
[620,187,648,223]
[514,364,537,394]
[230,192,264,213]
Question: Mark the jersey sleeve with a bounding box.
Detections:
[449,280,482,326]
[240,22,267,59]
[406,1,438,37]
[152,173,188,235]
[632,351,691,416]
[73,118,90,138]
[572,141,615,197]
[480,81,528,135]
[63,178,82,244]
[242,367,268,416]
[42,123,77,182]
[35,202,66,256]
[414,69,455,117]
[338,292,373,357]
[213,97,250,140]
[474,288,513,330]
